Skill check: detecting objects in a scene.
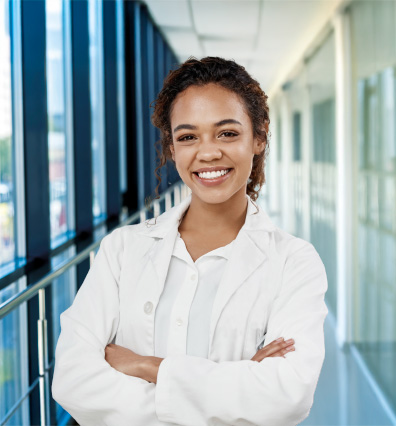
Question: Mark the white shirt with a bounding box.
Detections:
[154,232,235,359]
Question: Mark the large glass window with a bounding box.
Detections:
[306,31,337,319]
[351,0,396,412]
[46,0,69,244]
[89,0,106,222]
[0,0,15,268]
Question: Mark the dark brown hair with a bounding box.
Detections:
[150,56,270,203]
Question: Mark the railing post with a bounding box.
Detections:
[165,192,172,211]
[153,199,160,217]
[37,288,49,425]
[89,250,96,268]
[174,185,181,205]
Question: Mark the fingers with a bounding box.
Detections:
[251,338,295,362]
[263,338,295,357]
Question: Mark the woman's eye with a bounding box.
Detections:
[177,135,195,142]
[220,131,238,138]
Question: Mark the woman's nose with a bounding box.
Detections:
[195,139,222,161]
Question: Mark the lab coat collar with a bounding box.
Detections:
[135,191,278,356]
[136,192,276,239]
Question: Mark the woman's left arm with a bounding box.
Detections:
[153,241,329,426]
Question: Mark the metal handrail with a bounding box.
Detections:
[0,182,183,320]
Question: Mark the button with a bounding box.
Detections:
[144,301,153,314]
[190,274,197,281]
[176,318,183,326]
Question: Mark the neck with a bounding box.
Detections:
[180,188,249,235]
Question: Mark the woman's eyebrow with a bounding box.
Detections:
[173,119,242,133]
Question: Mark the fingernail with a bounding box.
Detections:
[275,337,283,342]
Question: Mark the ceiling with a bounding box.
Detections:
[143,0,345,97]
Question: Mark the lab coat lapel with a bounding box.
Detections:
[147,225,179,295]
[208,229,268,355]
[136,195,192,302]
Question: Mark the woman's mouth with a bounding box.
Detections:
[192,168,233,187]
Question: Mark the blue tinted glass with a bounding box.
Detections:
[0,281,29,425]
[89,0,106,221]
[0,0,15,267]
[46,0,69,242]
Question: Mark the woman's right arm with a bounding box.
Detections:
[51,229,164,426]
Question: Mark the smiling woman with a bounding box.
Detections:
[52,56,328,426]
[151,56,270,204]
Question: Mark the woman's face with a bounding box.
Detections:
[169,83,265,205]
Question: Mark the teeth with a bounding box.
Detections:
[197,169,231,179]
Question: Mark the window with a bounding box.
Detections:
[307,30,337,319]
[0,0,14,268]
[89,0,106,222]
[351,0,396,412]
[292,112,302,162]
[116,0,127,194]
[46,0,69,244]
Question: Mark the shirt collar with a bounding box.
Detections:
[173,231,236,262]
[136,192,276,239]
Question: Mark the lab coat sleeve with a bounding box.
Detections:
[51,229,160,426]
[155,241,329,426]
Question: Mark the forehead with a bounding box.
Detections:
[170,83,249,124]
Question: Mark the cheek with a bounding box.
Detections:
[233,145,254,168]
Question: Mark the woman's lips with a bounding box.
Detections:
[192,169,233,187]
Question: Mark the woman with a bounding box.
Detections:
[52,57,328,426]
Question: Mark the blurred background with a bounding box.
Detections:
[0,0,395,425]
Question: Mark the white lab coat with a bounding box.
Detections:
[52,193,329,426]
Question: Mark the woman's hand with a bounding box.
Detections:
[105,343,146,377]
[105,344,164,384]
[251,337,295,362]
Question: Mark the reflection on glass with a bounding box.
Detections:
[356,67,396,412]
[46,0,68,242]
[89,0,106,221]
[0,281,29,425]
[307,31,337,320]
[51,246,76,424]
[0,0,15,268]
[351,0,396,414]
[116,0,127,193]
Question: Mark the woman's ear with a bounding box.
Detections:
[253,139,266,155]
[253,122,268,155]
[170,144,175,161]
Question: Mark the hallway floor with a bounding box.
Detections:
[300,312,395,426]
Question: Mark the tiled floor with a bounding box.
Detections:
[300,312,395,426]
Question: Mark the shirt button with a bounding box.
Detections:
[176,318,183,326]
[190,274,197,281]
[144,301,153,314]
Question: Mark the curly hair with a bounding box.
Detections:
[150,56,270,203]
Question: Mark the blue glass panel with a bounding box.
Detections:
[46,0,69,242]
[0,0,15,267]
[0,281,29,425]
